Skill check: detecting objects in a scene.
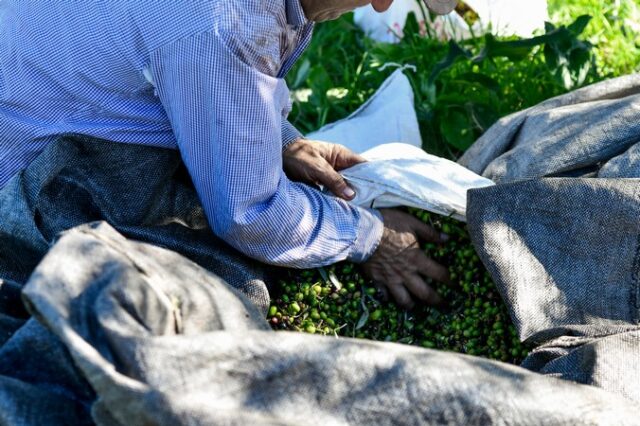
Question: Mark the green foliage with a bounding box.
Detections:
[419,13,597,152]
[288,11,598,156]
[286,17,376,133]
[542,16,594,89]
[548,0,640,77]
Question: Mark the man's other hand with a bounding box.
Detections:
[283,139,365,201]
[362,209,450,310]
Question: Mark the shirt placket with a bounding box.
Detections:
[278,25,313,79]
[278,0,314,79]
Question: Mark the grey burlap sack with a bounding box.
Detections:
[460,75,640,405]
[0,136,272,424]
[10,222,639,425]
[0,136,270,316]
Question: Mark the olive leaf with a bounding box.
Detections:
[356,294,370,330]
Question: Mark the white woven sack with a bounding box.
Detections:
[306,69,422,153]
[341,143,494,221]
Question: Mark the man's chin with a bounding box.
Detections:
[372,0,394,13]
[311,11,343,22]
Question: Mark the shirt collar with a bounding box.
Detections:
[286,0,309,27]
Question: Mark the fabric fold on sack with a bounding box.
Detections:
[466,179,640,404]
[0,135,270,315]
[461,74,640,405]
[341,143,494,221]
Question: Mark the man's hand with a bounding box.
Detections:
[283,138,365,201]
[362,209,450,310]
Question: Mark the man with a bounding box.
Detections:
[0,0,452,309]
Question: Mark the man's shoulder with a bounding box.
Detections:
[115,1,287,55]
[213,1,289,76]
[108,2,219,53]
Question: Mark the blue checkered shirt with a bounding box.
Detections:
[0,0,383,267]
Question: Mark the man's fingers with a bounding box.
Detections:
[386,280,414,310]
[344,151,367,169]
[402,273,442,306]
[334,147,366,171]
[408,215,448,243]
[415,253,450,284]
[372,281,389,301]
[315,164,356,200]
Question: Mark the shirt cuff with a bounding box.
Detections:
[348,207,385,263]
[282,119,303,151]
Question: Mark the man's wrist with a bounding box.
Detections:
[347,207,385,263]
[283,137,306,155]
[282,120,304,152]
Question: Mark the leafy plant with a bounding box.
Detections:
[543,15,595,89]
[548,0,640,77]
[398,12,596,152]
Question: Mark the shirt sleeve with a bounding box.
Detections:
[148,30,384,268]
